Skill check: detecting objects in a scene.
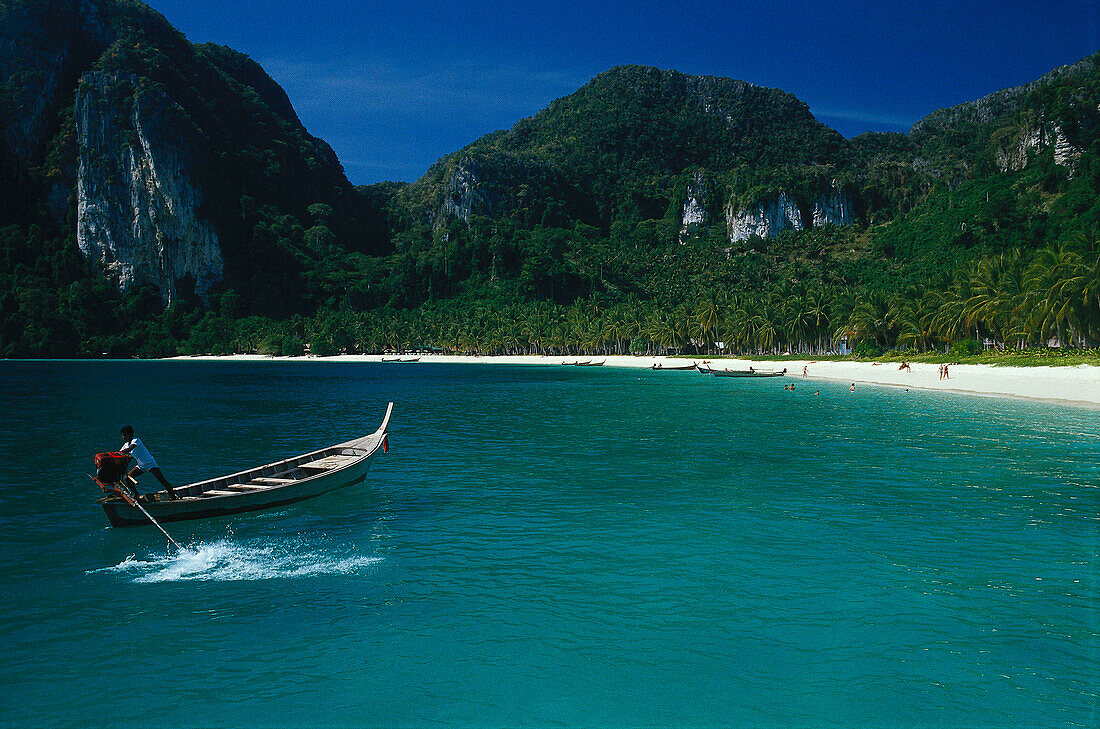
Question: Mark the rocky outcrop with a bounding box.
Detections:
[1053,125,1082,175]
[679,169,710,240]
[726,182,854,243]
[995,121,1083,177]
[910,55,1098,139]
[811,182,855,228]
[440,156,490,225]
[430,152,576,229]
[76,71,222,302]
[726,191,804,242]
[995,124,1050,173]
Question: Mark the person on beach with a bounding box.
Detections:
[802,365,808,378]
[119,425,179,500]
[943,364,949,379]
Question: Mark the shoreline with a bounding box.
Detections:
[167,354,1100,409]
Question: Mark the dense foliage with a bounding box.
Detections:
[0,1,1098,358]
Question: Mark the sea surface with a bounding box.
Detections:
[0,360,1096,728]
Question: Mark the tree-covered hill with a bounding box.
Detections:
[1,0,389,355]
[395,65,848,230]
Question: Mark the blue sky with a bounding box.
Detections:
[144,0,1099,185]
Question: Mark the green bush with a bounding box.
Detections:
[852,341,883,358]
[949,338,981,356]
[259,334,304,356]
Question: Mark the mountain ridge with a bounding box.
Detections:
[0,0,1097,356]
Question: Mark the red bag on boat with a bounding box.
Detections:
[94,452,132,484]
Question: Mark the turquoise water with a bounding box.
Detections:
[0,361,1096,728]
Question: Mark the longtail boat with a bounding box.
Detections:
[651,362,698,370]
[710,368,786,378]
[95,403,393,527]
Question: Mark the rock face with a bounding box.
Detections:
[995,124,1049,173]
[911,55,1097,138]
[726,191,803,242]
[1053,124,1083,175]
[76,71,223,302]
[440,156,490,225]
[679,169,710,240]
[913,55,1097,180]
[994,120,1085,178]
[811,182,855,228]
[725,182,854,243]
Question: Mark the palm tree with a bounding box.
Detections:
[805,288,832,354]
[1032,237,1100,346]
[752,296,783,354]
[929,269,977,349]
[693,293,724,355]
[843,289,896,349]
[964,250,1026,348]
[782,293,813,354]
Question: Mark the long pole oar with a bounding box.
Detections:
[91,475,182,549]
[120,485,183,550]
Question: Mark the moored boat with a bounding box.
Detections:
[710,368,786,377]
[651,361,698,370]
[96,403,393,527]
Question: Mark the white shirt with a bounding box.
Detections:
[121,437,158,470]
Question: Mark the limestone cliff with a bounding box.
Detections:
[75,71,222,302]
[994,118,1084,177]
[726,191,803,242]
[811,181,855,228]
[912,54,1097,180]
[725,182,853,244]
[679,169,711,240]
[426,151,574,230]
[440,156,491,225]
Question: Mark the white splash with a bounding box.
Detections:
[89,538,382,582]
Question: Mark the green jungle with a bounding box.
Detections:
[1,1,1098,361]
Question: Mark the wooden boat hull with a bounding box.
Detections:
[99,403,393,527]
[711,369,785,377]
[651,363,698,370]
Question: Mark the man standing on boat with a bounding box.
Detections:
[119,426,180,501]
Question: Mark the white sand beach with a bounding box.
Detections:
[177,353,1100,408]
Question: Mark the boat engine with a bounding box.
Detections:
[94,452,132,486]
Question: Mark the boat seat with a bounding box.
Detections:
[251,477,295,485]
[299,456,353,470]
[228,484,271,490]
[199,489,240,497]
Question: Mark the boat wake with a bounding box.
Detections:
[88,538,382,583]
